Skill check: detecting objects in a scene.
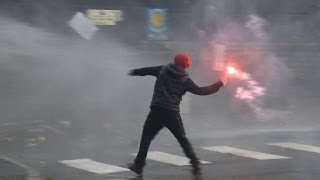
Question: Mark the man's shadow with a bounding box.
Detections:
[126,174,203,180]
[193,174,203,180]
[127,175,144,180]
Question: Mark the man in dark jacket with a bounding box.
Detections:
[127,53,226,175]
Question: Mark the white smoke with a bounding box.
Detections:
[212,14,293,121]
[246,14,267,40]
[245,15,293,120]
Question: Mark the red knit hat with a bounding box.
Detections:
[174,53,191,69]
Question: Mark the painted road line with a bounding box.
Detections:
[201,146,291,160]
[267,142,320,153]
[59,159,129,174]
[0,122,18,126]
[0,153,41,180]
[131,151,210,166]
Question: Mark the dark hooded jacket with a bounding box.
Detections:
[131,63,223,111]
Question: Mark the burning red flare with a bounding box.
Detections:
[226,66,237,75]
[224,64,265,101]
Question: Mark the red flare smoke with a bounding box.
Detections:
[225,65,265,101]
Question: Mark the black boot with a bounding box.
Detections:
[127,162,143,175]
[191,160,201,175]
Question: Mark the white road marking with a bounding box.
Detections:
[0,153,41,180]
[59,159,129,174]
[267,142,320,153]
[0,123,18,126]
[201,146,290,160]
[131,151,210,166]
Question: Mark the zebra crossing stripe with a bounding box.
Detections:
[201,146,290,160]
[59,159,129,174]
[267,142,320,153]
[131,151,210,166]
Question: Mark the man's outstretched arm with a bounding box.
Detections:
[128,66,163,77]
[186,78,224,95]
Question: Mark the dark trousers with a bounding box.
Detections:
[134,106,199,167]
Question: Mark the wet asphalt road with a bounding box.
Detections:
[1,118,320,180]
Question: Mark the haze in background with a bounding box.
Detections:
[0,0,319,142]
